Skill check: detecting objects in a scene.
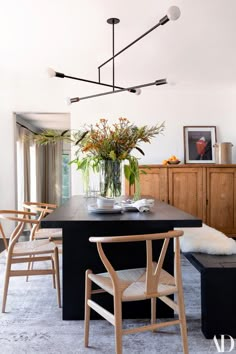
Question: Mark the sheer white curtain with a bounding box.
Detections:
[16,125,33,210]
[16,124,63,207]
[36,142,63,205]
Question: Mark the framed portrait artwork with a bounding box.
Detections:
[183,126,217,163]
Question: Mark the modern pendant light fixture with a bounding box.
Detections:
[48,6,181,104]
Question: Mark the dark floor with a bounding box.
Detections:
[0,239,6,253]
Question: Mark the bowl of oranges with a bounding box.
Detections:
[162,155,181,166]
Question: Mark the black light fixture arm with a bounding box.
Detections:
[48,6,180,104]
[48,69,136,92]
[98,6,181,70]
[98,21,161,71]
[68,78,167,104]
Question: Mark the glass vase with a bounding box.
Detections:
[99,160,122,198]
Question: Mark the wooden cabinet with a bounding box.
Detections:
[125,164,236,236]
[206,168,236,235]
[168,167,205,220]
[139,167,168,202]
[125,166,168,202]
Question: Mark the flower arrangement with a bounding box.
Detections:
[34,118,165,198]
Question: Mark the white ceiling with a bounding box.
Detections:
[3,0,236,128]
[16,113,70,131]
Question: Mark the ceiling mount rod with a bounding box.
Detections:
[107,18,120,91]
[98,6,181,71]
[98,67,101,83]
[112,20,115,90]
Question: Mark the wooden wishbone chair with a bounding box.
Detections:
[84,230,188,354]
[23,201,62,245]
[0,210,61,312]
[23,202,62,281]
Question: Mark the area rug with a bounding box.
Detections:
[0,251,227,354]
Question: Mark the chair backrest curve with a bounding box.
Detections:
[145,237,170,295]
[23,202,57,236]
[0,210,39,254]
[90,230,184,297]
[0,223,8,251]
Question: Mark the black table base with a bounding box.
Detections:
[41,195,201,320]
[63,225,173,320]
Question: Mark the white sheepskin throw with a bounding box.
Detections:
[177,223,236,255]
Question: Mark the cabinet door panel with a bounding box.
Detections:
[207,168,236,234]
[168,167,204,218]
[125,166,168,201]
[139,167,168,202]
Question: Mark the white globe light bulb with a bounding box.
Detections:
[47,67,56,78]
[65,97,72,105]
[167,6,181,21]
[167,79,176,86]
[134,88,142,95]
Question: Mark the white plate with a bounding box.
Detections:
[88,204,123,214]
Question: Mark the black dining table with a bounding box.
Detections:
[41,195,202,320]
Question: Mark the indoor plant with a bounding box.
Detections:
[34,117,164,199]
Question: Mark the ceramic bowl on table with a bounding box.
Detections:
[96,197,115,209]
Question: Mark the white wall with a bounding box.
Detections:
[0,81,236,213]
[1,74,236,216]
[1,0,236,215]
[70,86,236,195]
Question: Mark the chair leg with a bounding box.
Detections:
[114,295,123,354]
[51,258,56,289]
[151,298,157,332]
[54,247,61,308]
[2,260,11,313]
[26,255,34,282]
[175,239,189,354]
[84,270,92,347]
[177,291,189,354]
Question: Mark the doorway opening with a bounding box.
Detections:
[15,112,71,209]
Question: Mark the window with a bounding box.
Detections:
[61,152,71,203]
[16,123,71,206]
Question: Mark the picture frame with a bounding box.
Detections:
[183,126,217,163]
